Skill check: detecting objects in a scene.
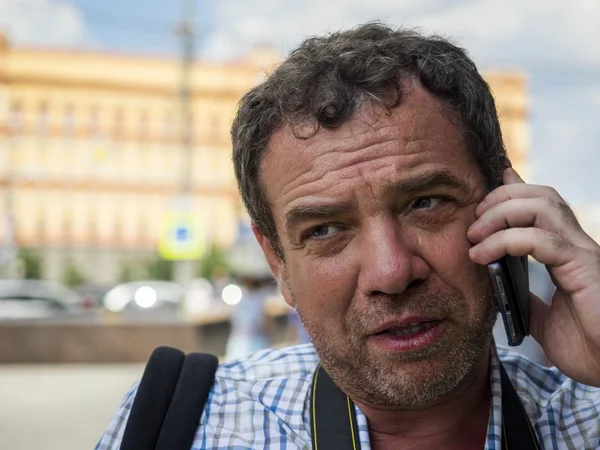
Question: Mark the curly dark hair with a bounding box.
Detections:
[231,22,509,256]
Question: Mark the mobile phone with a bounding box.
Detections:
[488,255,530,346]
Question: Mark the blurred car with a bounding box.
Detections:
[0,278,83,320]
[102,280,185,314]
[73,283,111,309]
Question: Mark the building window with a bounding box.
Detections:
[187,112,195,145]
[36,102,49,135]
[138,214,149,246]
[210,115,220,144]
[89,106,99,137]
[113,217,123,245]
[63,207,73,245]
[163,110,174,142]
[36,211,46,244]
[62,104,75,137]
[9,101,22,134]
[139,110,149,141]
[88,209,98,244]
[113,107,124,139]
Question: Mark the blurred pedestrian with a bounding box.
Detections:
[224,229,275,360]
[287,309,310,344]
[224,274,274,360]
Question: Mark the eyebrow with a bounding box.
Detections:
[386,169,469,198]
[285,201,355,237]
[283,169,469,237]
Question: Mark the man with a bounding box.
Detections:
[97,23,600,449]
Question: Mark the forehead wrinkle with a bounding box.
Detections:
[266,98,449,188]
[280,131,430,201]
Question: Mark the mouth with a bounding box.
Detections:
[370,319,445,353]
[379,321,438,336]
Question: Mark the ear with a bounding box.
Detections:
[251,223,293,307]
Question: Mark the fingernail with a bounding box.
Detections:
[469,244,482,256]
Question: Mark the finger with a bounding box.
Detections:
[528,291,550,346]
[469,227,575,266]
[468,197,586,246]
[476,183,567,217]
[503,167,525,184]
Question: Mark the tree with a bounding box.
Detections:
[198,245,230,280]
[118,262,135,283]
[63,258,86,287]
[18,247,44,279]
[146,256,174,281]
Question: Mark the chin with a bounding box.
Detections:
[351,335,489,408]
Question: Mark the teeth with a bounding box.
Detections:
[390,323,430,336]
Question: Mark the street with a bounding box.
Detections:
[0,364,144,450]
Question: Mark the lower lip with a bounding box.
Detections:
[370,321,445,353]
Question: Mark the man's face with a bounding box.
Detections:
[257,83,498,408]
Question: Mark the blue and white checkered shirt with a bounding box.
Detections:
[96,343,600,449]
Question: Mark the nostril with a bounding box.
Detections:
[370,279,423,298]
[406,279,424,291]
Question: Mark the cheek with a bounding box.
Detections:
[287,255,358,322]
[422,223,487,307]
[422,219,472,266]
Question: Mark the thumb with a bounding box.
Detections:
[503,167,525,184]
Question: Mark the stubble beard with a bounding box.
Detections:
[286,269,499,409]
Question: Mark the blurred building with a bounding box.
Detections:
[486,71,530,180]
[0,32,529,284]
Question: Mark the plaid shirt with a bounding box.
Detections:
[96,343,600,449]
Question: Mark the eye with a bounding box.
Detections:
[305,224,342,240]
[410,197,446,210]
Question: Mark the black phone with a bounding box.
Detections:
[488,255,530,346]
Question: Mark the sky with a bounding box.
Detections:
[0,0,599,211]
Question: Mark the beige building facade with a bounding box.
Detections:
[0,34,529,285]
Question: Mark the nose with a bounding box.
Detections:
[358,218,429,297]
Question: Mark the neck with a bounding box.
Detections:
[355,349,492,450]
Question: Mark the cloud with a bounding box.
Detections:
[203,0,600,72]
[0,0,87,47]
[403,0,600,70]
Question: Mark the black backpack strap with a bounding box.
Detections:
[310,363,361,450]
[121,346,185,450]
[120,346,219,450]
[156,352,219,450]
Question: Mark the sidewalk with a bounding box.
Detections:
[0,341,298,450]
[0,364,143,450]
